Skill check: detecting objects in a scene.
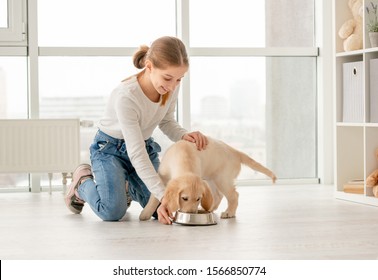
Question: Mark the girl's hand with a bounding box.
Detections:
[157,198,174,225]
[182,131,208,150]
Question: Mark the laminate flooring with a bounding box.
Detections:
[1,184,378,260]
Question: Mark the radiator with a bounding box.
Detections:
[0,119,81,192]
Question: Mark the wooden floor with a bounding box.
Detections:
[1,184,378,260]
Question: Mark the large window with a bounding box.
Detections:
[189,0,266,47]
[38,57,136,162]
[0,0,25,43]
[0,0,318,191]
[0,0,8,28]
[189,56,316,180]
[0,56,28,191]
[38,0,176,47]
[0,57,27,119]
[190,0,314,47]
[188,0,316,180]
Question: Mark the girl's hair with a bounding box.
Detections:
[132,36,189,106]
[133,36,189,70]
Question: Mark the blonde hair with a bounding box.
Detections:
[132,36,189,106]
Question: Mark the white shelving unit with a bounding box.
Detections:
[333,0,378,206]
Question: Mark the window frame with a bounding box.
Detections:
[0,0,26,45]
[0,0,331,192]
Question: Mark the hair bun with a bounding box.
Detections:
[133,45,149,69]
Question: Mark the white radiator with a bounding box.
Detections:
[0,119,81,192]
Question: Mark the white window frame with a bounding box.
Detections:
[0,0,26,45]
[176,0,323,185]
[33,0,324,186]
[0,0,335,192]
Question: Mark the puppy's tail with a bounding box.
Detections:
[239,151,277,183]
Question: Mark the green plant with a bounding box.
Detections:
[366,1,378,32]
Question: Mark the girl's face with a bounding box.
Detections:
[147,62,188,95]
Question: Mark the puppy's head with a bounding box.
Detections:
[164,174,213,213]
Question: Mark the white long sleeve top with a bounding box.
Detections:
[98,75,188,201]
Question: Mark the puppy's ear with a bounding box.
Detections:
[164,179,181,213]
[200,180,214,211]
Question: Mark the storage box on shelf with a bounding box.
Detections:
[333,0,378,206]
[342,61,364,122]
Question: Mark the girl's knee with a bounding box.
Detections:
[100,204,127,221]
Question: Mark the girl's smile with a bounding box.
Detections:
[139,62,188,102]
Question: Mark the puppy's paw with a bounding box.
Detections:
[221,211,235,219]
[139,209,153,221]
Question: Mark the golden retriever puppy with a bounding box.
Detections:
[139,172,214,221]
[139,137,276,221]
[163,173,214,214]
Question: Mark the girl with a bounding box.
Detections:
[65,36,207,225]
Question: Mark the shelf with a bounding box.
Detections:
[335,47,378,56]
[335,191,378,206]
[365,123,378,127]
[336,122,364,127]
[333,0,378,207]
[336,122,378,127]
[365,47,378,53]
[336,49,364,57]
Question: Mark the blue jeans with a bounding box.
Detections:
[77,130,161,221]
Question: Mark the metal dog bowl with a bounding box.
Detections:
[173,210,217,226]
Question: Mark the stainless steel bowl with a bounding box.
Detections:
[173,210,217,226]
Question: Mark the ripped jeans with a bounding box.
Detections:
[77,130,161,221]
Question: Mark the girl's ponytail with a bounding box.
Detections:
[132,45,149,69]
